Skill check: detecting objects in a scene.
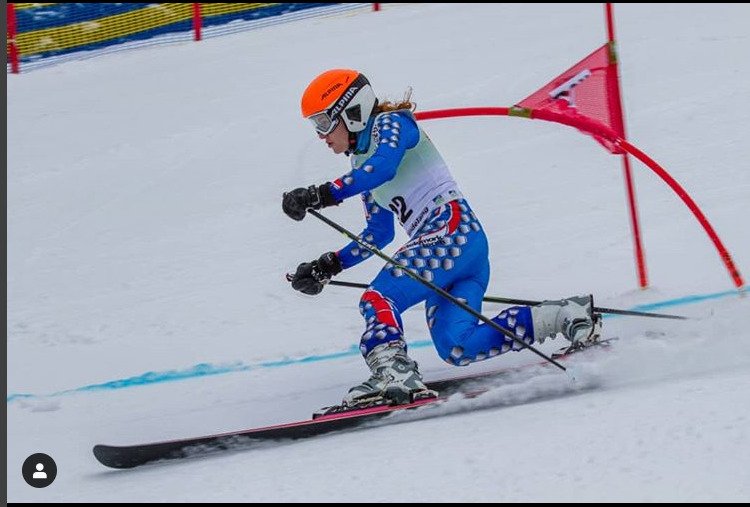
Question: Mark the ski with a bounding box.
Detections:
[93,338,615,469]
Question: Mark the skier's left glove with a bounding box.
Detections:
[288,252,343,295]
[282,183,339,221]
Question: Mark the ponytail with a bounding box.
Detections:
[374,87,416,114]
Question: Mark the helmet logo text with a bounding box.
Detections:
[329,85,360,120]
[321,82,342,101]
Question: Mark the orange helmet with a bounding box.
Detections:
[301,69,377,135]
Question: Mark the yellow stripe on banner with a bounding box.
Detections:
[16,3,195,57]
[13,3,58,10]
[15,3,280,57]
[201,3,275,17]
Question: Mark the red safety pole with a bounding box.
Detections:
[192,3,202,41]
[605,2,616,42]
[7,2,20,73]
[605,3,648,289]
[414,106,744,291]
[618,140,744,290]
[373,3,381,12]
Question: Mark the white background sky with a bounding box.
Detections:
[7,3,750,502]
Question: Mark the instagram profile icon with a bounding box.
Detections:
[22,453,57,488]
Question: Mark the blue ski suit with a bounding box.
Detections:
[329,110,536,365]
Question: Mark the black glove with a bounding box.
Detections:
[288,252,343,295]
[282,183,339,221]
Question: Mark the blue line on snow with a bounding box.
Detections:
[629,288,746,312]
[7,287,746,403]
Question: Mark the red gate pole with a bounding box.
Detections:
[606,3,648,289]
[414,106,744,291]
[373,4,381,12]
[192,3,202,41]
[7,2,20,73]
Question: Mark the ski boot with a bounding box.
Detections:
[341,342,437,409]
[531,294,603,350]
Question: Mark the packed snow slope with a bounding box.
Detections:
[7,3,749,502]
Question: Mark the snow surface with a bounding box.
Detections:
[7,3,750,502]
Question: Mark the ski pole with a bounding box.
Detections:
[327,280,687,320]
[307,209,568,371]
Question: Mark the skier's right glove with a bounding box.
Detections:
[282,183,339,221]
[288,252,343,295]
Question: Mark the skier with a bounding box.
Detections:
[283,69,602,408]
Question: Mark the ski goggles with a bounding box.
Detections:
[307,110,339,136]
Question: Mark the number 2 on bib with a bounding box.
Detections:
[389,196,413,225]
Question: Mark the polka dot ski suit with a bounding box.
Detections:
[329,110,536,366]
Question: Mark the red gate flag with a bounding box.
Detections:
[516,43,626,154]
